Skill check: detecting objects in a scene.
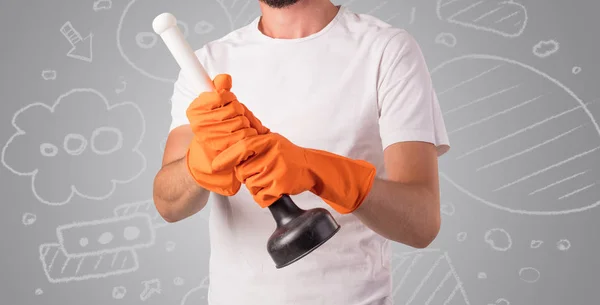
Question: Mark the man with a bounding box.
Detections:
[153,0,450,304]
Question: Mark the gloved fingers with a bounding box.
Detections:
[189,103,250,132]
[188,107,248,134]
[211,135,271,172]
[242,160,303,199]
[199,127,259,151]
[212,74,232,91]
[188,90,238,113]
[240,103,270,135]
[233,150,274,183]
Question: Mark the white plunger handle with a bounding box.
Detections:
[152,12,215,93]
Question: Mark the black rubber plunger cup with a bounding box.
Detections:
[266,194,341,268]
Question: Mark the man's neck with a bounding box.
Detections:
[258,0,339,39]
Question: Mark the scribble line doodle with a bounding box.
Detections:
[533,39,559,58]
[60,21,93,62]
[1,88,147,206]
[558,183,596,200]
[431,54,600,216]
[391,249,470,305]
[477,125,583,171]
[140,279,161,301]
[39,243,139,283]
[93,0,112,11]
[181,276,210,305]
[220,0,260,26]
[39,200,168,283]
[118,0,258,83]
[436,0,528,38]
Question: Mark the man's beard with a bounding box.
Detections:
[259,0,301,9]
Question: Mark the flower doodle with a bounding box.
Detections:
[2,88,146,205]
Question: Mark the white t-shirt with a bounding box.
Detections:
[169,5,450,305]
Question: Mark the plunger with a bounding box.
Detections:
[152,13,341,268]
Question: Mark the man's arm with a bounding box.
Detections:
[353,141,441,248]
[153,125,210,223]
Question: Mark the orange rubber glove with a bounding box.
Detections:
[210,132,377,214]
[185,74,269,196]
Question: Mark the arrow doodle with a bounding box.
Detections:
[140,278,161,301]
[60,21,93,62]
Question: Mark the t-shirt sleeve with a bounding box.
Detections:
[168,48,208,133]
[377,30,450,157]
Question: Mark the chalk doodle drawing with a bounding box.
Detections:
[117,0,258,83]
[391,249,470,305]
[431,54,600,215]
[38,200,168,283]
[436,0,528,38]
[22,213,37,226]
[174,277,185,286]
[556,239,571,251]
[180,276,210,305]
[116,76,127,94]
[489,298,510,305]
[93,0,112,11]
[572,66,582,75]
[518,267,540,283]
[530,240,543,248]
[441,201,456,216]
[35,288,43,295]
[533,39,560,58]
[112,286,127,299]
[41,70,57,80]
[60,21,93,62]
[484,228,512,251]
[140,278,161,301]
[1,88,146,206]
[435,32,458,48]
[478,272,487,279]
[457,232,468,242]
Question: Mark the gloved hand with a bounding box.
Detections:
[185,74,269,196]
[210,132,377,214]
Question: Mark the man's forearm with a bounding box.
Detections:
[353,178,441,248]
[153,157,210,223]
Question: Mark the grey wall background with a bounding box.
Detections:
[1,0,599,304]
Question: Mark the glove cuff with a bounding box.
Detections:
[304,149,377,214]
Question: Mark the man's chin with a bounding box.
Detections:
[259,0,301,9]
